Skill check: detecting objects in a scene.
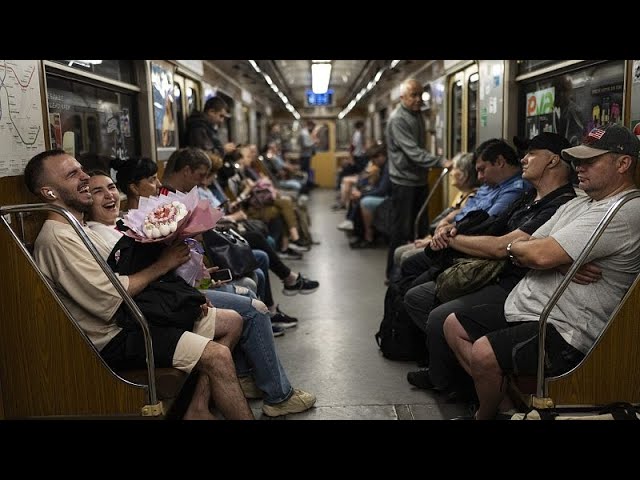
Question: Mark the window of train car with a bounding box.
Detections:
[186,84,200,115]
[173,82,185,147]
[467,73,479,152]
[450,78,463,155]
[336,120,350,150]
[50,60,134,84]
[519,60,625,146]
[45,74,139,166]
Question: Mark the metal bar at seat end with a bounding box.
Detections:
[535,190,640,398]
[414,167,449,240]
[0,203,158,406]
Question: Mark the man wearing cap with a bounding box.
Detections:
[185,96,235,157]
[405,132,576,396]
[442,124,640,420]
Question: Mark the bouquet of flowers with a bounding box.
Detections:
[122,187,223,243]
[122,187,223,286]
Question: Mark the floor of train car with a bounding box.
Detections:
[249,189,469,420]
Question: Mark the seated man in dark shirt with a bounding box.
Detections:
[405,133,576,397]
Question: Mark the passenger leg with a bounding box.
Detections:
[212,308,243,349]
[386,184,428,279]
[195,342,254,420]
[404,281,437,333]
[425,285,509,392]
[202,290,294,403]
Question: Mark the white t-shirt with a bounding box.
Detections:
[86,221,123,250]
[504,189,640,353]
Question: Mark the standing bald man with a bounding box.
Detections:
[385,79,445,280]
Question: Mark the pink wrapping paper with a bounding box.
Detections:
[122,187,223,244]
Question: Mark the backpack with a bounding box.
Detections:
[107,234,205,331]
[375,281,427,361]
[435,257,507,303]
[249,178,277,208]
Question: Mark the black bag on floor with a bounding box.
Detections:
[375,281,427,361]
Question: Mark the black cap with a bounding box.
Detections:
[513,132,572,162]
[561,124,640,161]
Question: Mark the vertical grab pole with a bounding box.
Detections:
[414,167,449,240]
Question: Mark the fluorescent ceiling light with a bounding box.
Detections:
[311,62,331,94]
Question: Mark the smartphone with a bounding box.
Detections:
[210,268,233,283]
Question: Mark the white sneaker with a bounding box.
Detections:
[262,389,316,417]
[287,242,308,253]
[337,220,354,231]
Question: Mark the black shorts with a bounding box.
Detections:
[455,303,584,377]
[100,325,186,371]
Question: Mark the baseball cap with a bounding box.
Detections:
[561,124,640,162]
[513,132,572,161]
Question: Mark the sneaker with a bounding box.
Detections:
[287,242,309,253]
[297,194,309,207]
[262,388,317,417]
[337,219,354,231]
[349,239,375,249]
[272,324,286,337]
[291,238,311,251]
[283,273,319,296]
[407,369,436,390]
[271,307,298,329]
[239,376,263,399]
[279,248,303,260]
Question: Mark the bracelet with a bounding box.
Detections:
[506,241,518,265]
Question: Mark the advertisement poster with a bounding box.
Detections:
[151,63,176,149]
[526,87,555,139]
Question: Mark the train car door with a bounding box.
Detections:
[447,64,479,204]
[447,64,479,158]
[173,72,202,148]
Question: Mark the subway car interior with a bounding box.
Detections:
[1,59,640,422]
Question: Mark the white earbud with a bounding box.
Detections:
[47,191,55,199]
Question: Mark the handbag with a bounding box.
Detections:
[201,227,258,278]
[435,257,507,303]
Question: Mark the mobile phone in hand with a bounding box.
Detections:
[210,268,233,283]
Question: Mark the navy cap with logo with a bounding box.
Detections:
[513,132,572,162]
[561,123,640,162]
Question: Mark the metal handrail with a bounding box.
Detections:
[0,203,158,406]
[414,167,449,240]
[535,189,640,398]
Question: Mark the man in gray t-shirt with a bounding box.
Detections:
[442,123,640,420]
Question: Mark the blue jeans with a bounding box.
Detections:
[252,248,274,307]
[202,289,293,404]
[251,249,269,303]
[215,283,256,298]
